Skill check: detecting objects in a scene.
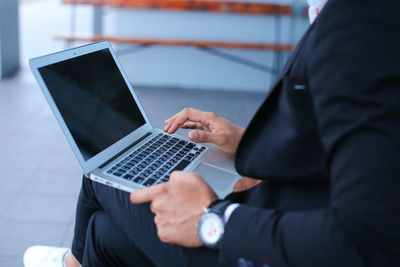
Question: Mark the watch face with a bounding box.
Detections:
[199,213,224,247]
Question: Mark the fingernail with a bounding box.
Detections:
[190,131,199,140]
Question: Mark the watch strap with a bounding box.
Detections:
[207,198,223,209]
[208,200,233,221]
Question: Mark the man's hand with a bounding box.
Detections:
[164,107,245,154]
[130,171,217,247]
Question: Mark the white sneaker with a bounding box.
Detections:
[23,245,70,267]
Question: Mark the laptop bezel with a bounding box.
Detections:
[29,40,153,175]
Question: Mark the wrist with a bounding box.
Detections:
[197,200,234,249]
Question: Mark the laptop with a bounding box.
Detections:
[29,40,241,198]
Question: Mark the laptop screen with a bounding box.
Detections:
[38,48,146,161]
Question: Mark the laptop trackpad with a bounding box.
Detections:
[194,163,235,191]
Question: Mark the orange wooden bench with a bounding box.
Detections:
[57,0,297,77]
[62,0,292,15]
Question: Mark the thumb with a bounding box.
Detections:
[189,130,220,144]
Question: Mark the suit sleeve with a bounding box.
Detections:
[218,1,400,266]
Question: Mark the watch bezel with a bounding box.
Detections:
[198,212,224,249]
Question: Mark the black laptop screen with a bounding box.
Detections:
[39,48,146,161]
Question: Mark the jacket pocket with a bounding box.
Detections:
[281,75,317,130]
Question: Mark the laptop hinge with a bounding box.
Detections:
[99,131,152,169]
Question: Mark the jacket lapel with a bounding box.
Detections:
[270,22,315,91]
[242,22,315,128]
[235,23,316,174]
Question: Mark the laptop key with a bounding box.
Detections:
[123,174,133,180]
[186,143,195,149]
[129,170,138,175]
[150,163,158,169]
[133,177,145,184]
[143,179,157,187]
[170,159,191,173]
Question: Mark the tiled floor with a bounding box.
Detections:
[0,67,267,266]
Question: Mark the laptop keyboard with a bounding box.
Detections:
[105,133,206,187]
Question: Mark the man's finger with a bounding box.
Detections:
[164,112,180,130]
[164,116,178,132]
[130,183,167,204]
[168,108,211,134]
[169,170,188,182]
[181,122,205,130]
[164,109,186,132]
[189,130,222,145]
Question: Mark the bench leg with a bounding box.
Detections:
[93,6,103,36]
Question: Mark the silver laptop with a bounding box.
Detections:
[29,41,240,198]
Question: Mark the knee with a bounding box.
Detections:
[89,211,115,254]
[83,211,118,266]
[85,211,150,267]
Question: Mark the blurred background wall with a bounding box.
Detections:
[108,0,308,91]
[13,0,308,92]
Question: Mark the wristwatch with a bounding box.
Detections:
[197,200,232,249]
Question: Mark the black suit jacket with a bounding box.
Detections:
[219,0,400,266]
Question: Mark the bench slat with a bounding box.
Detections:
[62,0,292,15]
[55,36,295,52]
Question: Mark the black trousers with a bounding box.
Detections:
[71,176,218,267]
